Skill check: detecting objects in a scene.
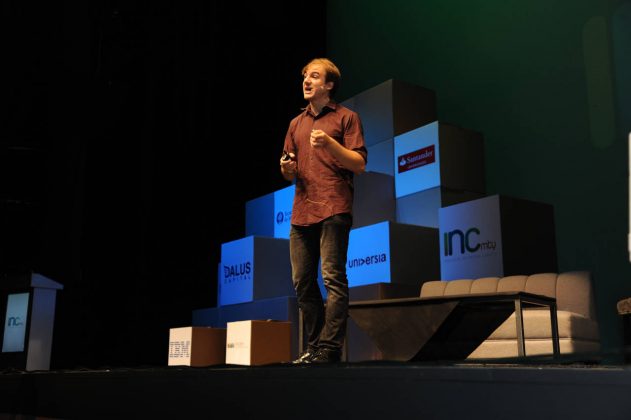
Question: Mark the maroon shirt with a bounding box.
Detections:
[283,101,367,226]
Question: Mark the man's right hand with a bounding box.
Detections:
[280,152,297,178]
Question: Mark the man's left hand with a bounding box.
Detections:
[310,129,332,149]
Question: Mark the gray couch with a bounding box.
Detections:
[419,271,600,358]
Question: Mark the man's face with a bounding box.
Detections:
[303,64,331,101]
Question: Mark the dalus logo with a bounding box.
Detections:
[444,227,497,256]
[223,262,252,283]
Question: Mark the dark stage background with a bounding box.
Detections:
[4,0,631,370]
[2,1,325,368]
[328,0,631,361]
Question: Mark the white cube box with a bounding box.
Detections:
[366,138,394,176]
[193,296,300,360]
[341,79,437,147]
[347,221,439,288]
[218,236,293,306]
[225,320,291,366]
[352,171,396,229]
[394,121,485,199]
[168,327,226,367]
[245,184,295,239]
[396,186,484,228]
[439,194,557,280]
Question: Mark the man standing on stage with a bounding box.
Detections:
[280,58,367,363]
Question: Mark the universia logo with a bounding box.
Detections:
[348,253,387,268]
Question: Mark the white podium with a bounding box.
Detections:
[1,272,63,371]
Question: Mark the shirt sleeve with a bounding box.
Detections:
[283,117,297,156]
[343,112,368,164]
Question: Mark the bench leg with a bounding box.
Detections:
[514,298,526,357]
[550,303,560,359]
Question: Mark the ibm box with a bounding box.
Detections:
[225,320,291,366]
[168,327,226,367]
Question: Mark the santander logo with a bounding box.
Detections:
[398,145,436,174]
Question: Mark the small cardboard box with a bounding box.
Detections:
[168,327,226,367]
[225,320,291,366]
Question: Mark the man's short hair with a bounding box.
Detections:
[302,58,341,98]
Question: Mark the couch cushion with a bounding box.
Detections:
[557,271,594,320]
[487,309,599,341]
[420,271,596,321]
[468,338,601,359]
[524,273,557,298]
[469,277,500,294]
[496,275,528,293]
[443,279,473,296]
[420,281,447,297]
[417,272,600,358]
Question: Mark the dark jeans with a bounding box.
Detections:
[289,213,352,353]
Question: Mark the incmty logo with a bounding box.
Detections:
[443,227,497,256]
[7,317,24,327]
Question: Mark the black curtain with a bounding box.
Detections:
[2,0,325,369]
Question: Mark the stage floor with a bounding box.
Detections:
[2,359,631,419]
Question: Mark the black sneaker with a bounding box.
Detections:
[310,348,341,363]
[292,349,317,364]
